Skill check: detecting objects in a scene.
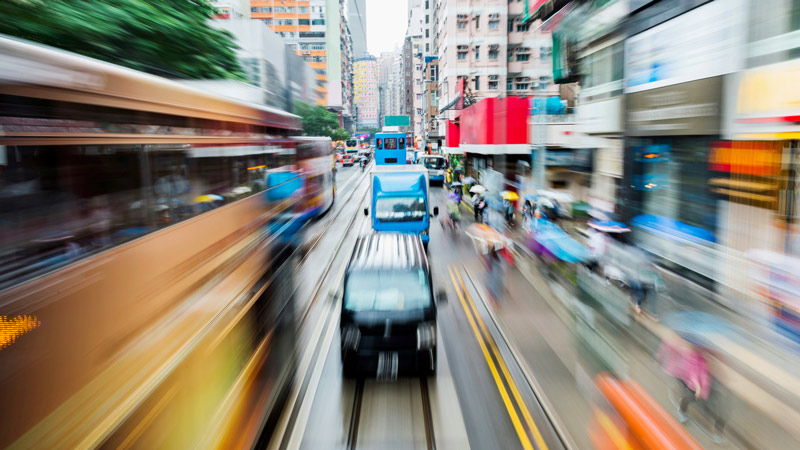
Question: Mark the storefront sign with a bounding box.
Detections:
[576,97,623,134]
[627,77,722,136]
[733,58,800,124]
[624,0,745,93]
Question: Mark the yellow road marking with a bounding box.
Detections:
[447,267,534,450]
[455,269,549,450]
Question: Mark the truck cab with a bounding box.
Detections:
[364,165,438,246]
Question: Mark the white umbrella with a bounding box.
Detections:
[536,197,555,209]
[469,185,487,194]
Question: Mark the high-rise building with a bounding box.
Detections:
[377,51,395,126]
[353,55,379,129]
[436,0,558,121]
[249,0,353,117]
[407,5,425,140]
[347,0,367,58]
[211,17,316,109]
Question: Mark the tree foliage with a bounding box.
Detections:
[0,0,245,80]
[293,101,351,140]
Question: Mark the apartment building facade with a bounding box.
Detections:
[249,0,353,115]
[436,0,557,120]
[353,55,379,129]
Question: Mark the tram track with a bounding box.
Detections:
[264,165,374,450]
[346,377,437,450]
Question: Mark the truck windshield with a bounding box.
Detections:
[345,269,431,311]
[375,196,426,222]
[421,158,445,169]
[346,140,357,147]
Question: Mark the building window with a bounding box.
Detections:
[299,19,310,25]
[458,51,467,60]
[425,29,429,38]
[508,50,514,61]
[489,49,499,59]
[261,6,272,13]
[457,21,467,29]
[474,45,480,59]
[251,7,258,13]
[507,80,513,90]
[508,20,514,32]
[489,81,498,90]
[516,53,530,62]
[274,6,285,13]
[516,82,529,90]
[426,15,429,24]
[265,19,273,25]
[516,23,529,32]
[474,76,479,90]
[312,19,325,25]
[475,15,480,29]
[489,20,499,29]
[299,6,308,13]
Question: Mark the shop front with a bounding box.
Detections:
[623,76,724,281]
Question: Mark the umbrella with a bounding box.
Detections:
[501,191,519,201]
[232,186,252,195]
[195,194,223,203]
[465,223,510,252]
[526,219,590,263]
[662,311,736,348]
[588,219,631,233]
[450,181,463,188]
[536,197,555,209]
[470,185,487,194]
[463,176,477,184]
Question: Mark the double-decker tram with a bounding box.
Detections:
[0,36,327,448]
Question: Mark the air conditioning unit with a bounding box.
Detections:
[457,14,468,20]
[489,13,500,19]
[489,75,498,80]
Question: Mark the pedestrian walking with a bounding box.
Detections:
[658,336,726,443]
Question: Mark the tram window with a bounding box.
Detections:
[0,143,294,290]
[376,138,383,149]
[399,138,406,149]
[384,138,398,149]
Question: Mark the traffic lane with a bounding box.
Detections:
[426,188,528,450]
[428,186,565,450]
[335,163,361,191]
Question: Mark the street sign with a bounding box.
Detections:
[384,115,410,127]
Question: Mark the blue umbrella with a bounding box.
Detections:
[463,176,477,184]
[529,219,590,263]
[662,311,736,348]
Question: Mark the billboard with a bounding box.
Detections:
[384,115,411,127]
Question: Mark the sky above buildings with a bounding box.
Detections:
[365,0,407,56]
